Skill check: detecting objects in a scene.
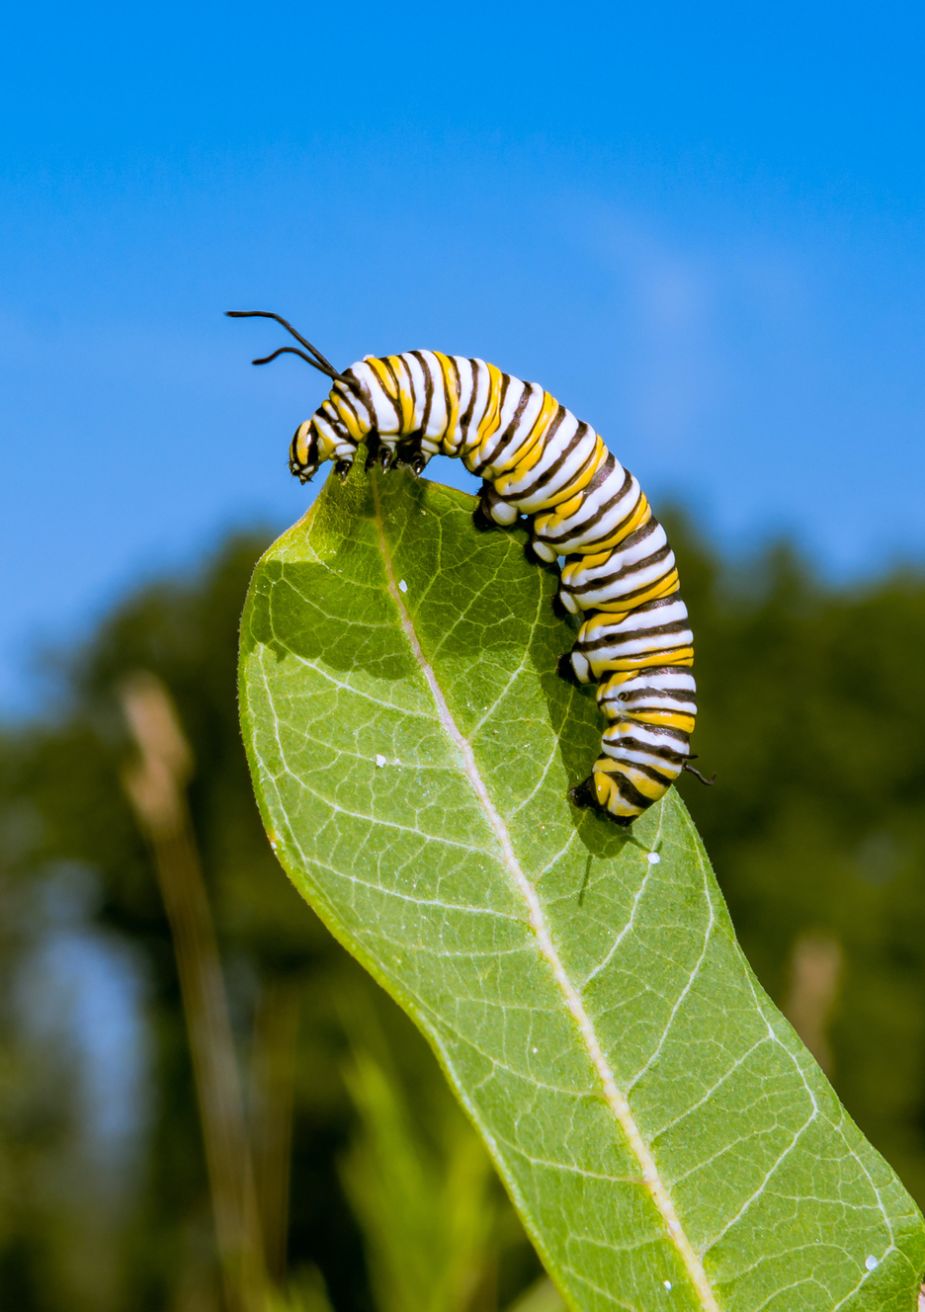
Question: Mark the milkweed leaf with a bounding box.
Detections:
[239,462,925,1311]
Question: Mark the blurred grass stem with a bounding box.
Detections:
[783,931,844,1076]
[120,672,266,1312]
[251,980,300,1284]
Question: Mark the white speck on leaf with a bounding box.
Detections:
[647,851,661,865]
[375,754,387,768]
[398,578,408,593]
[663,1280,673,1292]
[865,1255,879,1271]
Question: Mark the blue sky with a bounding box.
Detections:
[2,2,924,713]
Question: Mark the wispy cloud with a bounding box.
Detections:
[569,202,813,461]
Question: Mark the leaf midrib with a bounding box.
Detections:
[370,477,721,1312]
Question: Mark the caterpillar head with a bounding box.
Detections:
[289,419,324,483]
[226,309,349,485]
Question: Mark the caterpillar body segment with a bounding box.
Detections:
[240,320,697,826]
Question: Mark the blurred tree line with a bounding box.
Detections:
[1,505,924,1311]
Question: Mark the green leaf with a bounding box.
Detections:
[239,462,925,1312]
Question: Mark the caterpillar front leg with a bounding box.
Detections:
[394,431,429,475]
[364,431,382,471]
[367,432,404,472]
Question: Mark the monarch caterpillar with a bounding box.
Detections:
[230,310,704,825]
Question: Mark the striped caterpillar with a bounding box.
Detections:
[230,310,701,825]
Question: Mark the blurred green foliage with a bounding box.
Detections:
[1,506,924,1311]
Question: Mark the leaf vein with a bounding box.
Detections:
[371,477,722,1312]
